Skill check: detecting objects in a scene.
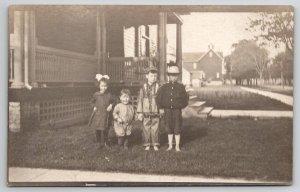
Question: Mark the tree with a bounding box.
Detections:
[224,55,232,85]
[247,12,294,55]
[229,40,269,86]
[253,47,269,85]
[230,40,256,81]
[272,51,293,87]
[264,61,277,84]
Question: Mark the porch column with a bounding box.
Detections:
[145,25,150,57]
[101,12,107,74]
[24,11,29,88]
[28,11,38,87]
[11,11,24,88]
[24,10,37,88]
[135,26,140,57]
[96,10,106,74]
[176,22,183,81]
[96,9,101,73]
[158,12,167,82]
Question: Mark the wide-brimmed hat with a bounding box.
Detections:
[167,65,180,74]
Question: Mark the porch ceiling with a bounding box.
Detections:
[105,7,185,26]
[11,5,188,54]
[12,5,188,27]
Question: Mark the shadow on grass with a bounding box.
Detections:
[181,123,208,146]
[158,118,208,147]
[107,121,143,147]
[106,118,208,148]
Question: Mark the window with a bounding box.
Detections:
[216,72,220,78]
[193,63,197,69]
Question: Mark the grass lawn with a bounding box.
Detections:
[190,86,292,110]
[8,117,292,182]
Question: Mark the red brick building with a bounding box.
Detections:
[183,44,225,86]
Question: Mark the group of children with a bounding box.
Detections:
[89,64,189,152]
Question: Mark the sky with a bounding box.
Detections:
[168,12,286,58]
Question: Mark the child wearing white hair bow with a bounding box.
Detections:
[89,74,115,149]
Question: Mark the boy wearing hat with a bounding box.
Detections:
[137,66,162,151]
[156,64,189,151]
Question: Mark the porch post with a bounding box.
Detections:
[158,12,167,82]
[135,26,140,57]
[11,11,24,88]
[24,11,29,87]
[24,10,37,88]
[28,11,38,87]
[176,22,182,81]
[96,10,107,74]
[96,9,102,73]
[101,11,107,74]
[145,25,150,57]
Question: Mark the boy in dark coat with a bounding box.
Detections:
[156,65,189,152]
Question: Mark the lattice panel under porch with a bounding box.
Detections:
[39,97,91,122]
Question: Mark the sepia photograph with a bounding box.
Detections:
[7,5,294,186]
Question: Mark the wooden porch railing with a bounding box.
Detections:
[107,57,152,83]
[36,45,97,83]
[10,44,154,85]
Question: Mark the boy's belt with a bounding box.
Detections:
[143,113,161,118]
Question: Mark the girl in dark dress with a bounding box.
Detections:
[90,74,114,148]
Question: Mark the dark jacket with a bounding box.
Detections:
[90,92,115,130]
[156,82,189,109]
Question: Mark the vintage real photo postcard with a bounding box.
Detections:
[8,5,293,186]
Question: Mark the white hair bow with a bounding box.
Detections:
[95,74,110,81]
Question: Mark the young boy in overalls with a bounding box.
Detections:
[137,66,162,151]
[156,65,189,152]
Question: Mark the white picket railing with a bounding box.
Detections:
[10,44,154,84]
[107,57,152,82]
[35,45,97,83]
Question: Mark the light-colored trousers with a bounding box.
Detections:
[142,117,160,147]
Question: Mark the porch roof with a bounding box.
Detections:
[11,5,188,26]
[105,7,187,26]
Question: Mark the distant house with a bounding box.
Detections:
[182,44,225,86]
[182,67,191,86]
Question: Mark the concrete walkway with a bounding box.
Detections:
[185,87,293,119]
[211,110,293,119]
[210,87,293,118]
[241,86,293,106]
[8,167,283,185]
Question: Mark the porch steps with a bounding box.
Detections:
[198,107,214,119]
[182,96,213,120]
[189,95,197,100]
[189,101,206,107]
[199,106,214,114]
